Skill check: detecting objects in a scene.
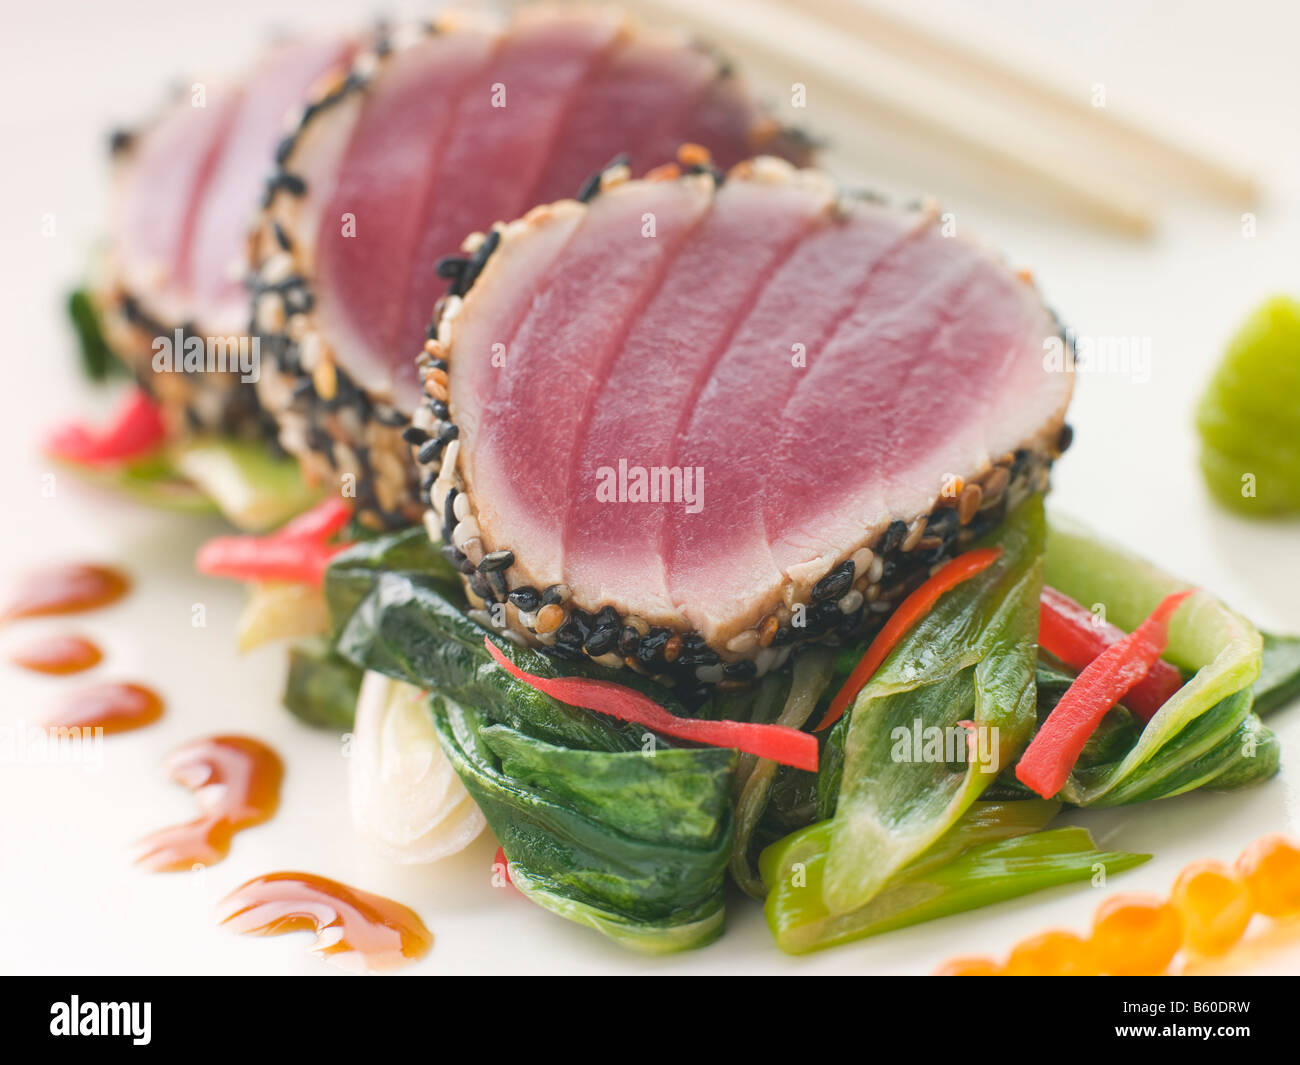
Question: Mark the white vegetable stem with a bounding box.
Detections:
[350,671,485,863]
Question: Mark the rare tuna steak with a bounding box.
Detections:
[96,35,359,437]
[416,157,1074,689]
[251,7,811,526]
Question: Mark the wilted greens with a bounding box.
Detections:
[761,799,1148,954]
[67,288,124,382]
[1042,514,1276,805]
[816,495,1044,915]
[316,499,1294,955]
[327,529,738,951]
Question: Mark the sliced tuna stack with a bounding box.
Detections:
[417,157,1074,689]
[96,34,360,437]
[251,7,812,527]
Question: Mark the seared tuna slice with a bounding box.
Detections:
[96,35,359,437]
[251,8,812,527]
[417,157,1074,687]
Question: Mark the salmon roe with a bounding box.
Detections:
[1089,893,1183,975]
[934,955,1000,976]
[1236,834,1300,917]
[1170,859,1253,955]
[1003,928,1095,975]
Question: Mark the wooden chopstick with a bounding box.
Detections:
[789,0,1259,204]
[627,0,1155,233]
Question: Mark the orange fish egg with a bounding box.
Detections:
[934,954,1000,976]
[1090,893,1184,975]
[1236,834,1300,918]
[1170,859,1253,956]
[1003,928,1095,975]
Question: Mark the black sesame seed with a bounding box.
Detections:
[812,601,843,630]
[1057,423,1074,453]
[468,572,494,601]
[274,135,296,166]
[435,256,468,280]
[925,508,959,540]
[541,585,566,606]
[437,422,459,443]
[677,643,720,667]
[575,170,603,204]
[555,611,591,653]
[812,560,854,602]
[402,426,430,445]
[429,399,449,420]
[454,228,501,296]
[441,488,458,542]
[1011,448,1032,479]
[268,170,307,198]
[618,626,642,656]
[416,438,444,464]
[636,630,669,665]
[507,587,541,612]
[583,625,619,657]
[880,519,908,556]
[478,549,515,572]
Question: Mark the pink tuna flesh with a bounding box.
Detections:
[447,170,1073,644]
[299,13,791,412]
[112,36,356,334]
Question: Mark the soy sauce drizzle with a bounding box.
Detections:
[218,872,433,972]
[1,563,130,622]
[135,736,283,872]
[46,682,164,734]
[10,633,103,675]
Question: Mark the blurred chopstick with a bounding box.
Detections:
[628,0,1155,234]
[791,0,1259,204]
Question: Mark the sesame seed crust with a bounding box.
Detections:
[92,104,274,442]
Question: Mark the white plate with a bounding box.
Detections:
[1,0,1298,974]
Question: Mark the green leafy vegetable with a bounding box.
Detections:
[1042,513,1275,805]
[435,695,734,952]
[730,649,834,898]
[1255,632,1300,716]
[282,638,364,730]
[67,288,124,381]
[60,448,218,513]
[327,532,743,951]
[761,798,1149,953]
[171,439,320,532]
[817,495,1045,915]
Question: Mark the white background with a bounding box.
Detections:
[1,0,1298,974]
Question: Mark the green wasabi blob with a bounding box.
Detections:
[1197,296,1300,515]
